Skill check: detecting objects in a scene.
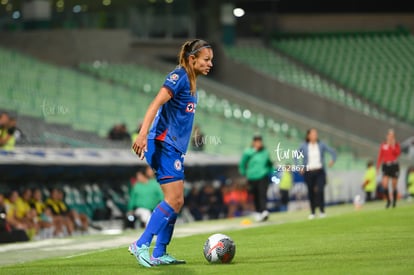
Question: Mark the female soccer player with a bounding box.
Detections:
[377,129,401,208]
[129,39,213,267]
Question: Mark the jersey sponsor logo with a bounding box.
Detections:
[174,159,182,171]
[186,102,196,113]
[167,73,179,85]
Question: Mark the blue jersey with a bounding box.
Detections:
[148,66,197,154]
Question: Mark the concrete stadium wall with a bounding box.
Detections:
[0,29,132,66]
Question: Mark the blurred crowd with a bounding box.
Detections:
[184,179,254,221]
[0,187,89,243]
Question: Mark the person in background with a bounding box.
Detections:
[30,188,57,238]
[127,168,164,228]
[222,180,249,218]
[297,128,336,219]
[406,167,414,201]
[108,123,131,141]
[184,186,202,221]
[0,193,11,232]
[46,188,89,235]
[19,188,39,237]
[46,188,74,236]
[239,134,273,222]
[7,117,24,144]
[279,167,293,212]
[362,160,377,202]
[0,112,9,136]
[377,129,401,208]
[198,183,223,220]
[0,112,15,151]
[0,193,29,243]
[4,190,38,238]
[57,189,89,232]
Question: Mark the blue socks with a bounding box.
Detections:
[136,200,177,257]
[153,212,177,257]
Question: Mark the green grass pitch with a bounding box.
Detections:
[2,203,413,275]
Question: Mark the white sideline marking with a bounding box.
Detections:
[64,248,112,259]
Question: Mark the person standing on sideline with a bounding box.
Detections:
[362,160,377,202]
[130,39,213,267]
[296,128,336,219]
[407,167,414,201]
[279,167,293,212]
[239,135,273,222]
[377,129,401,208]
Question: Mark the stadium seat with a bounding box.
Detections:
[272,30,414,124]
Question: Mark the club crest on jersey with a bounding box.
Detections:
[186,102,196,113]
[167,73,179,85]
[174,159,182,171]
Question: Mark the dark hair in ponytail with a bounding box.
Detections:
[178,39,211,94]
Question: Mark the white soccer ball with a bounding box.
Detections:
[203,233,236,264]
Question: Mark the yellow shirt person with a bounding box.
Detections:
[362,161,377,201]
[408,169,414,198]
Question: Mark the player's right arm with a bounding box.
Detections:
[132,87,172,159]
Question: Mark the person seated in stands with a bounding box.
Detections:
[46,188,75,235]
[8,117,25,145]
[108,123,131,141]
[0,193,29,243]
[4,190,37,239]
[223,180,249,218]
[0,112,15,151]
[19,188,39,235]
[184,185,202,221]
[30,188,57,239]
[0,112,9,138]
[127,167,164,228]
[198,183,224,220]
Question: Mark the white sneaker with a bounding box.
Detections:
[319,213,326,218]
[261,210,269,222]
[308,214,315,220]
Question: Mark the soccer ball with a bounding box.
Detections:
[203,233,236,264]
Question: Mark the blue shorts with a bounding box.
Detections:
[145,139,185,184]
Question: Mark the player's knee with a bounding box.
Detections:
[166,195,184,212]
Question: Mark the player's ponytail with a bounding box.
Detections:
[178,39,211,94]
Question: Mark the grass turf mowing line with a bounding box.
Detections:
[2,203,413,275]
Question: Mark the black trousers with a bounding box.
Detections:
[249,176,269,212]
[280,190,289,206]
[365,191,374,202]
[304,169,326,214]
